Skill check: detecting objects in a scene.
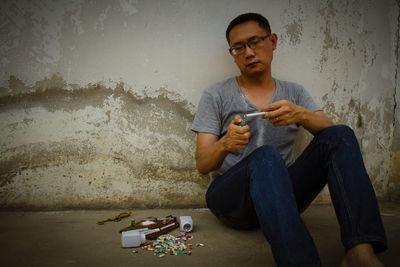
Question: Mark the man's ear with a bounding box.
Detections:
[271,33,278,51]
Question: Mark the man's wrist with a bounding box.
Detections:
[218,135,231,154]
[296,106,309,126]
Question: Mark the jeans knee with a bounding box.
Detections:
[319,125,357,145]
[250,145,281,163]
[248,145,287,184]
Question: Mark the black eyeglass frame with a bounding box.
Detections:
[229,33,272,55]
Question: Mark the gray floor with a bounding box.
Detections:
[1,202,399,267]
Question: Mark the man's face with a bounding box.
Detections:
[228,21,277,77]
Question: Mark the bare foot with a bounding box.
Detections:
[340,243,384,267]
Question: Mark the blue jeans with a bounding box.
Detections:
[206,125,387,266]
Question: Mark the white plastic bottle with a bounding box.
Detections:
[180,216,193,232]
[121,230,146,247]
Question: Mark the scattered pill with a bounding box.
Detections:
[137,233,203,257]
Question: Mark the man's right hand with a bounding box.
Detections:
[221,115,250,152]
[195,115,250,174]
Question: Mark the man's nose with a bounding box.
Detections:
[244,44,256,57]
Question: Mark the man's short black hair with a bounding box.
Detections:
[226,13,271,45]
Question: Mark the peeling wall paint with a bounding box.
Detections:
[0,0,399,209]
[275,0,399,202]
[0,74,208,209]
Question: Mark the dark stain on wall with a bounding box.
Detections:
[0,75,194,122]
[0,74,209,210]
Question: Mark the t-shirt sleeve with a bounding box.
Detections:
[295,85,321,112]
[191,89,221,136]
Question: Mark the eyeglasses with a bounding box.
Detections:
[229,33,271,55]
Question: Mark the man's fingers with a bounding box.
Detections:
[264,111,278,118]
[232,115,244,125]
[229,134,249,145]
[263,101,284,112]
[225,135,248,152]
[234,135,250,143]
[269,114,294,126]
[262,100,292,115]
[232,144,246,150]
[236,125,250,133]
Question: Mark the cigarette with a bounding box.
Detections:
[244,112,268,118]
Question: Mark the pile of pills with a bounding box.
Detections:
[139,232,203,257]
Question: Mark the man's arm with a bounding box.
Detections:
[296,109,334,135]
[260,100,334,135]
[195,115,250,174]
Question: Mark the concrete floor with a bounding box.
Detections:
[1,203,399,267]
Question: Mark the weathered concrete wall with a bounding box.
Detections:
[0,0,399,209]
[388,0,400,202]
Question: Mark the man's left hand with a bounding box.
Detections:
[260,100,304,126]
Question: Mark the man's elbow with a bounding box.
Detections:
[196,161,210,175]
[316,119,335,133]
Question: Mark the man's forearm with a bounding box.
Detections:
[299,109,334,135]
[195,137,230,174]
[195,117,250,174]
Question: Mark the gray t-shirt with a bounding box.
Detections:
[191,77,321,177]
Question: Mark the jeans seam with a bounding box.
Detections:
[331,151,357,241]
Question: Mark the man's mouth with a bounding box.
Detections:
[246,62,260,68]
